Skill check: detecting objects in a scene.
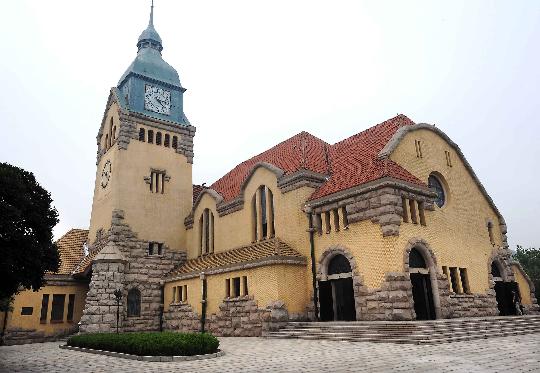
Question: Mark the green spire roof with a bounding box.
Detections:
[118,2,182,88]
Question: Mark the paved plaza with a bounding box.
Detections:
[1,334,539,373]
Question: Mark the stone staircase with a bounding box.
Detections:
[265,315,540,344]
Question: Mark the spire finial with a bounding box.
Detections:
[149,0,154,26]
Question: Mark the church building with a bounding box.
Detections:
[2,5,538,344]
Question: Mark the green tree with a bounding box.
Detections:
[0,162,60,300]
[513,246,540,300]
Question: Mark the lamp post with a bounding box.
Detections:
[113,290,122,334]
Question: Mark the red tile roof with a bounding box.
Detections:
[207,115,424,204]
[310,114,424,200]
[210,131,330,202]
[193,184,205,204]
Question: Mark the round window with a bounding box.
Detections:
[428,174,446,208]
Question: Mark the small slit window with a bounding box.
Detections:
[415,139,423,158]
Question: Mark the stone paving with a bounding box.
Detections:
[0,334,539,373]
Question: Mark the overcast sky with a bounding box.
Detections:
[1,1,538,249]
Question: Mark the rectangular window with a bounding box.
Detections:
[341,206,349,228]
[449,267,460,293]
[316,214,323,235]
[178,286,184,302]
[415,140,423,158]
[156,132,162,145]
[148,130,154,144]
[333,209,340,232]
[459,268,470,294]
[67,294,75,322]
[418,202,426,226]
[402,197,409,223]
[172,135,178,149]
[225,279,231,298]
[148,242,154,255]
[409,199,418,224]
[40,294,49,323]
[172,287,177,303]
[50,294,66,322]
[164,134,170,147]
[242,276,248,296]
[21,307,33,316]
[233,277,241,297]
[183,285,187,301]
[324,211,331,234]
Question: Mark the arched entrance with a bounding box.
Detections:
[491,260,519,316]
[318,254,356,321]
[409,247,436,320]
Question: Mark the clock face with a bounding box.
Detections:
[144,85,171,115]
[101,160,112,188]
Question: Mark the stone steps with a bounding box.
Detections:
[265,315,540,344]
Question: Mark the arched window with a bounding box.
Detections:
[164,134,170,147]
[172,135,178,149]
[156,132,162,145]
[199,208,214,255]
[139,128,146,142]
[428,174,446,208]
[112,126,116,140]
[127,288,141,317]
[252,186,275,241]
[105,134,109,150]
[409,248,427,268]
[148,130,154,144]
[328,254,352,275]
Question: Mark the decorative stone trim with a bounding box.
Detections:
[165,255,306,282]
[59,345,225,362]
[277,169,328,193]
[378,122,508,247]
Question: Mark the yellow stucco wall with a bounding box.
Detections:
[5,283,88,335]
[187,167,314,259]
[512,264,533,305]
[89,103,193,251]
[165,264,308,316]
[389,128,503,293]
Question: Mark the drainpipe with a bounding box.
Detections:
[307,211,319,321]
[159,281,164,332]
[200,272,207,333]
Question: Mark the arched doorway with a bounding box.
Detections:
[492,260,519,316]
[318,254,356,321]
[409,248,436,320]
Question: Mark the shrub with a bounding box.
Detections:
[67,332,219,356]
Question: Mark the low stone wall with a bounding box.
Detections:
[447,294,499,318]
[362,272,415,321]
[163,297,289,337]
[2,326,77,346]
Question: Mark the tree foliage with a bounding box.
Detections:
[0,162,60,300]
[514,245,540,300]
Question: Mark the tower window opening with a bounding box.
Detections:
[164,134,170,147]
[156,132,162,145]
[148,130,154,144]
[172,135,178,149]
[139,128,145,142]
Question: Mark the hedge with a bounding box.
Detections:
[67,332,219,356]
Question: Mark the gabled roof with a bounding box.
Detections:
[205,115,424,205]
[310,114,423,200]
[53,229,89,275]
[210,132,330,202]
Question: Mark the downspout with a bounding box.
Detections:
[200,272,207,333]
[307,211,319,321]
[159,281,164,332]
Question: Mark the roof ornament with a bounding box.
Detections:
[149,0,154,26]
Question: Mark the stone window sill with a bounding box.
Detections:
[224,295,251,302]
[170,301,187,306]
[450,293,475,299]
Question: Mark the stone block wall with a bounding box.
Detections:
[2,326,77,346]
[163,297,289,337]
[79,210,186,334]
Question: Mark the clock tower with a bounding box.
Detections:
[81,3,195,333]
[87,3,195,252]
